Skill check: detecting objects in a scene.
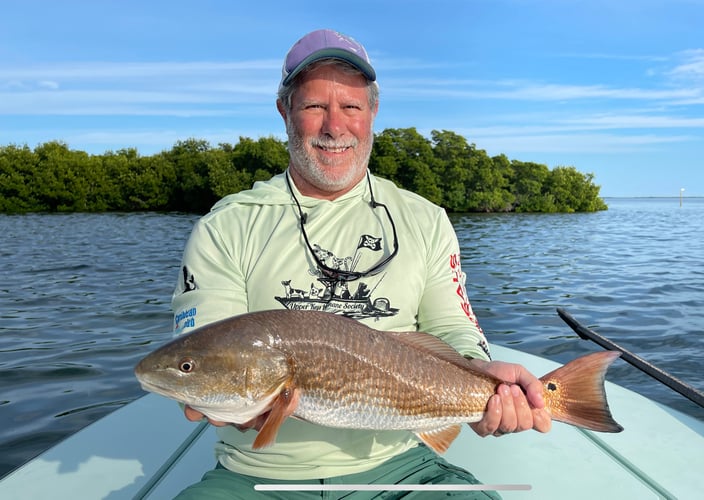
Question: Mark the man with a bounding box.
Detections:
[172,29,550,498]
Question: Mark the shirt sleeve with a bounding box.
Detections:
[416,210,492,361]
[171,217,248,335]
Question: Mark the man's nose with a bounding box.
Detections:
[321,107,346,138]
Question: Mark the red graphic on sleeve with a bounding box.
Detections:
[450,253,484,334]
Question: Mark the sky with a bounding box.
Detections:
[1,0,703,197]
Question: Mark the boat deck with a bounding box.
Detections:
[1,345,702,499]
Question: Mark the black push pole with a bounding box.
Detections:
[557,308,704,409]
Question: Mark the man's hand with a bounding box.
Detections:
[184,406,269,431]
[466,359,552,437]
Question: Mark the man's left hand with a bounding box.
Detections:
[466,359,552,437]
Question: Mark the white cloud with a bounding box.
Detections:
[560,113,704,130]
[555,52,669,63]
[467,132,693,155]
[0,60,280,116]
[0,60,280,80]
[668,49,704,81]
[37,80,59,89]
[385,79,702,102]
[0,87,274,115]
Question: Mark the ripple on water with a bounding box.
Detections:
[1,202,703,478]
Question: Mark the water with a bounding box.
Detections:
[0,212,197,477]
[1,199,702,478]
[453,197,704,418]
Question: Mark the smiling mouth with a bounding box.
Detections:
[318,145,351,153]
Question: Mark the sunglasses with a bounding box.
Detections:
[286,172,398,282]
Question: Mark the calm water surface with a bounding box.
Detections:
[1,198,703,477]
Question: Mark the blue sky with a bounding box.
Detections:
[1,0,703,197]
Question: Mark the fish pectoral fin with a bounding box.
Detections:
[415,424,462,454]
[252,383,299,449]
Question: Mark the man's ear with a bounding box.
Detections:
[276,99,287,122]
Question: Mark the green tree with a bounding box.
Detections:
[105,149,176,210]
[546,166,607,213]
[233,136,289,180]
[99,149,133,210]
[82,153,111,211]
[0,130,607,214]
[209,136,289,198]
[166,139,218,212]
[430,130,473,211]
[464,148,513,212]
[0,144,38,212]
[509,160,554,212]
[32,141,94,211]
[205,147,245,201]
[369,131,401,181]
[370,128,442,205]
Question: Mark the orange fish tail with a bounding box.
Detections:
[539,351,624,433]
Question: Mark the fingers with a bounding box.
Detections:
[509,365,551,433]
[508,384,533,432]
[469,393,501,437]
[515,368,545,410]
[183,405,228,427]
[495,384,519,434]
[183,405,204,422]
[470,381,553,438]
[532,407,552,433]
[183,405,271,432]
[490,384,530,435]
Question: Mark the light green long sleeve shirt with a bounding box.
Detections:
[171,170,491,480]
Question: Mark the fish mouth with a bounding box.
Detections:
[136,377,186,402]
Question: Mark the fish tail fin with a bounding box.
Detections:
[540,351,624,433]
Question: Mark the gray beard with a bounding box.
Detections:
[286,119,373,193]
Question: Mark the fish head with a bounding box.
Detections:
[134,325,292,423]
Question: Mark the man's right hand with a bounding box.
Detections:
[184,405,269,431]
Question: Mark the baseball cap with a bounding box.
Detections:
[280,29,376,89]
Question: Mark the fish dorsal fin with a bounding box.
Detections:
[252,381,299,449]
[386,331,475,371]
[415,424,462,454]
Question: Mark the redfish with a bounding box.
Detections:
[134,310,623,453]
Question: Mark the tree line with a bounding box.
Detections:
[0,128,606,214]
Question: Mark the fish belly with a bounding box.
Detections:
[293,393,485,430]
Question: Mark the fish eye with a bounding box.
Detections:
[179,358,195,373]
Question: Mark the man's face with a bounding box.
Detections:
[279,64,378,198]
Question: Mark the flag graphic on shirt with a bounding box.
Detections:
[357,234,382,251]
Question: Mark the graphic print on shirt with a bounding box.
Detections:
[450,253,492,360]
[181,266,198,292]
[274,234,398,320]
